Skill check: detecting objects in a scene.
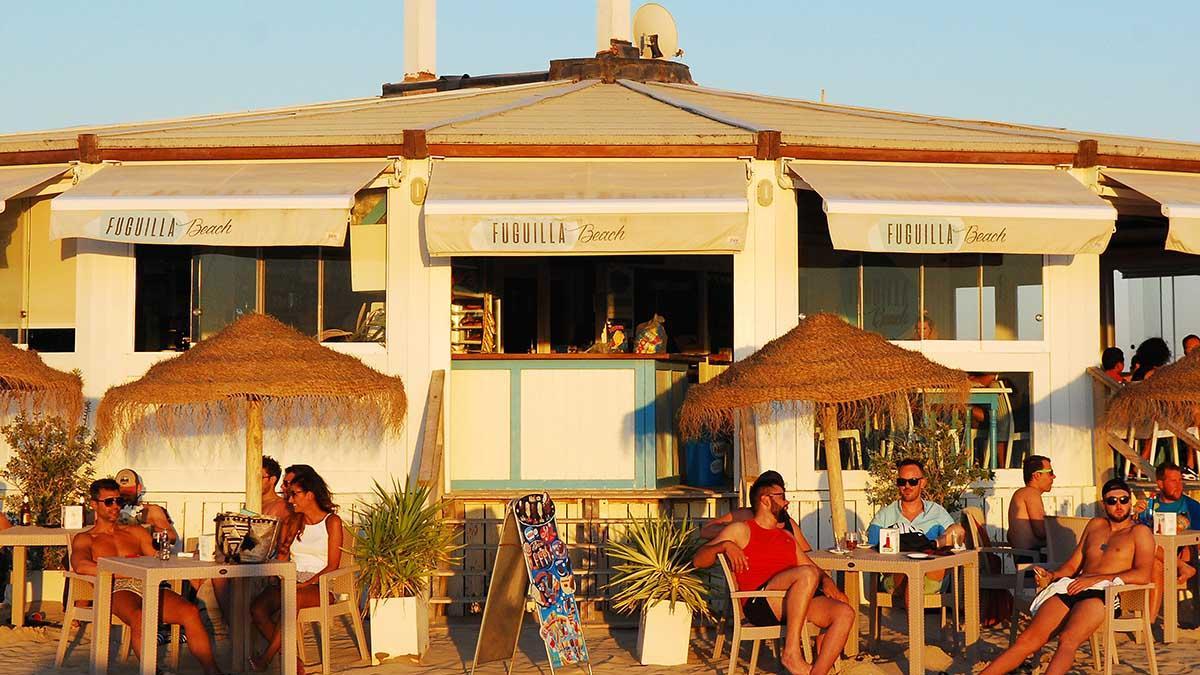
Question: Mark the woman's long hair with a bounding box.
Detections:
[290,467,338,514]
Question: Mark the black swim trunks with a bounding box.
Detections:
[1053,588,1119,612]
[743,581,824,627]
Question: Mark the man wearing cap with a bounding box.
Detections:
[981,479,1155,675]
[115,468,178,547]
[693,472,854,675]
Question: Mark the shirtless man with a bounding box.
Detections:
[72,478,223,675]
[699,470,812,553]
[980,479,1154,675]
[694,473,854,675]
[1008,455,1054,552]
[260,456,289,520]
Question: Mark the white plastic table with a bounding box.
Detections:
[1155,529,1200,643]
[90,556,297,675]
[0,526,83,627]
[810,548,980,675]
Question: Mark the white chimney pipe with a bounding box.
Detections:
[596,0,631,53]
[404,0,436,82]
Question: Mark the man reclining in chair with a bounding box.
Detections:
[980,478,1154,675]
[693,473,854,675]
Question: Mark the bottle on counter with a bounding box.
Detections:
[19,496,31,527]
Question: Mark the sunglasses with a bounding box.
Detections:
[1103,495,1131,506]
[1033,468,1055,476]
[895,477,922,487]
[93,497,121,507]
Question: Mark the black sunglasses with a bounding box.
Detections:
[895,478,922,487]
[93,497,120,506]
[1103,496,1131,506]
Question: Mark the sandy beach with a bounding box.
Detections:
[7,601,1180,675]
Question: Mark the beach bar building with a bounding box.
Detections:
[3,14,1200,615]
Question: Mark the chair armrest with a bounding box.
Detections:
[730,590,787,599]
[317,565,358,594]
[64,571,96,583]
[979,547,1041,560]
[1110,583,1155,595]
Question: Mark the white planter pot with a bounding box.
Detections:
[4,569,66,609]
[368,595,428,663]
[636,599,693,666]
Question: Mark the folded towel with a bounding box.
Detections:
[1030,575,1124,613]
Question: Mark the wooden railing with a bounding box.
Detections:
[1088,366,1200,491]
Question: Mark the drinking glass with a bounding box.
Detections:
[844,532,859,552]
[951,530,966,552]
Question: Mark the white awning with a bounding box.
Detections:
[423,160,749,256]
[50,161,390,246]
[0,165,70,213]
[787,162,1117,254]
[1101,169,1200,255]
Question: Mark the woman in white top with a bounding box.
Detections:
[250,468,343,673]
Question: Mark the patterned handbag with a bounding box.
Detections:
[214,512,280,563]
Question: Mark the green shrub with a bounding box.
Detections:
[604,516,712,621]
[349,480,459,598]
[865,419,993,514]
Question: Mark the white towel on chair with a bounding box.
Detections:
[1030,576,1124,614]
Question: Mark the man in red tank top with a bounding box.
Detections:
[694,473,854,675]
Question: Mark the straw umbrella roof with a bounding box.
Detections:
[0,336,84,423]
[1102,351,1200,430]
[96,313,407,446]
[679,313,972,439]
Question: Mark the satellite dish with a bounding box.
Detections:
[633,3,681,60]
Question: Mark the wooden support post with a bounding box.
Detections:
[822,405,849,544]
[736,408,760,504]
[245,399,263,513]
[1091,373,1115,500]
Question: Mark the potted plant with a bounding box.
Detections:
[864,419,994,514]
[1,410,97,608]
[604,516,712,666]
[349,479,457,662]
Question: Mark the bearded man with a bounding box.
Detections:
[980,478,1154,675]
[693,472,855,675]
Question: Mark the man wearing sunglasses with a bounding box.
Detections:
[699,471,812,554]
[867,459,965,598]
[71,479,224,675]
[693,473,854,675]
[1134,462,1200,621]
[1008,455,1055,552]
[981,478,1154,675]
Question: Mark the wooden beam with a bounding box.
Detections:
[77,134,100,163]
[95,144,409,162]
[821,405,849,543]
[1096,154,1200,174]
[426,143,759,158]
[1105,431,1156,478]
[246,399,264,513]
[0,149,78,166]
[1090,369,1116,500]
[736,408,760,504]
[402,129,429,158]
[755,130,782,160]
[416,369,447,501]
[782,145,1076,166]
[1074,139,1099,168]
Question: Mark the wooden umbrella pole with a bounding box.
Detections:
[821,404,849,545]
[246,398,264,513]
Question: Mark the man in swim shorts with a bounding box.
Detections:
[980,478,1154,675]
[71,478,223,675]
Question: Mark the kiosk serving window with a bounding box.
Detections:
[0,197,76,352]
[450,255,733,356]
[134,191,386,351]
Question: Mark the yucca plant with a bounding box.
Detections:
[604,516,712,621]
[350,479,459,598]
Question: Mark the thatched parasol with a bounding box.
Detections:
[1102,350,1200,432]
[0,336,84,423]
[679,313,971,540]
[97,313,406,512]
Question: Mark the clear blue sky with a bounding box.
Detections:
[2,1,1197,142]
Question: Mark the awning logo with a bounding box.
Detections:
[868,216,1008,252]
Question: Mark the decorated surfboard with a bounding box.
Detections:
[513,492,590,670]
